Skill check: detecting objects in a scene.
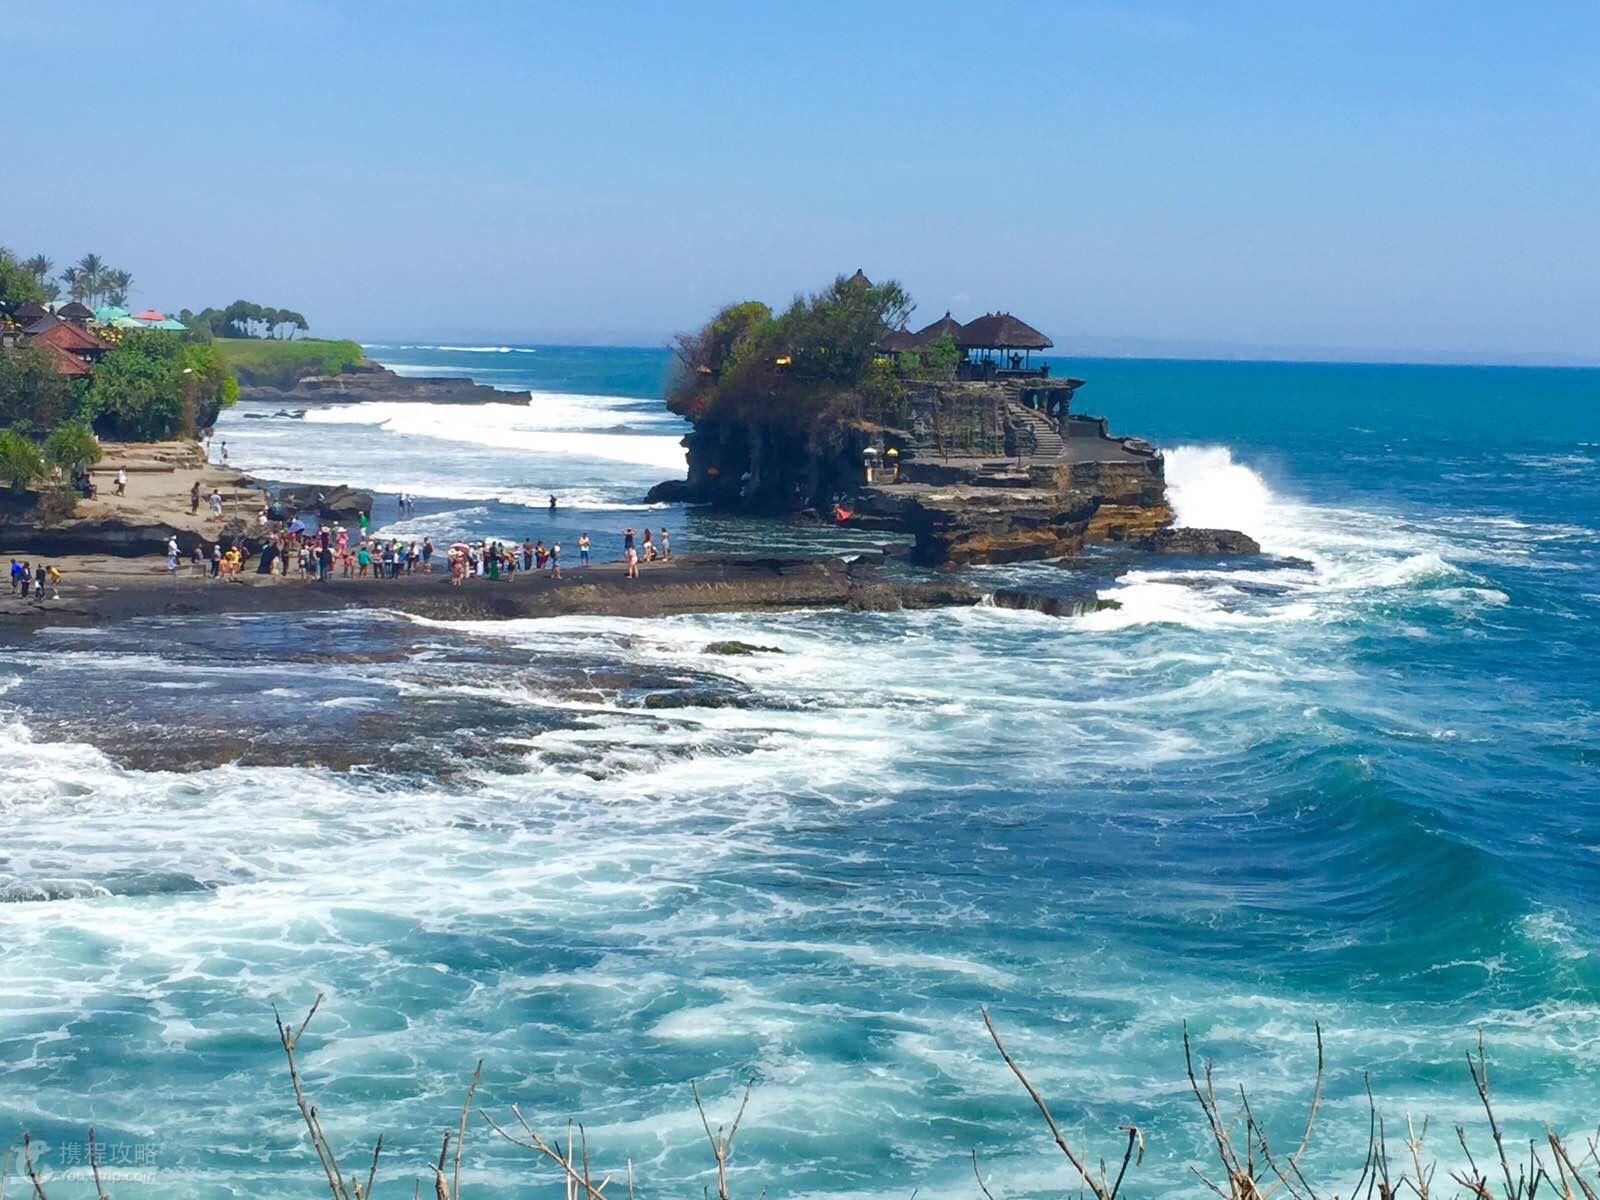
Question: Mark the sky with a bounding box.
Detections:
[5,1,1599,363]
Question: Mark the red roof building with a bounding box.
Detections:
[32,319,109,362]
[39,342,92,377]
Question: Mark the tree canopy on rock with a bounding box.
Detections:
[667,273,927,432]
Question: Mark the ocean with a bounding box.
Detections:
[1,345,1596,1198]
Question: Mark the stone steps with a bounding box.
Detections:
[1007,402,1065,456]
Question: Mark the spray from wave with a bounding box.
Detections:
[1089,445,1492,630]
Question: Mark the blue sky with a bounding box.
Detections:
[6,2,1598,361]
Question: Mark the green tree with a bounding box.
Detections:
[0,430,45,492]
[0,246,48,316]
[42,422,102,474]
[666,273,916,429]
[182,341,240,430]
[0,346,76,432]
[22,254,52,283]
[76,253,106,306]
[103,269,133,309]
[900,332,960,382]
[60,266,86,302]
[84,331,185,440]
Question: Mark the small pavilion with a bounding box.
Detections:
[956,312,1053,379]
[911,311,965,346]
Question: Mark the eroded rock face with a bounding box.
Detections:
[906,487,1103,566]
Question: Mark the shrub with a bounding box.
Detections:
[42,422,102,474]
[33,484,79,525]
[0,429,45,492]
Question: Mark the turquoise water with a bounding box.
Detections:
[1,347,1596,1198]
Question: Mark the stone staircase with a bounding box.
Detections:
[1007,401,1065,457]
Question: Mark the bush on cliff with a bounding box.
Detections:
[81,331,238,440]
[214,336,364,388]
[668,274,914,432]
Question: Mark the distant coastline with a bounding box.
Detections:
[354,335,1600,370]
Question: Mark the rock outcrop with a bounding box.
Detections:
[897,486,1104,566]
[1135,527,1262,555]
[239,360,520,406]
[274,484,376,521]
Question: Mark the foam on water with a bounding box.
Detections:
[7,359,1598,1197]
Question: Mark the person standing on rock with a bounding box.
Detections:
[209,489,223,518]
[578,533,590,567]
[549,541,561,579]
[659,527,670,561]
[189,481,201,514]
[357,511,369,536]
[625,542,639,580]
[220,441,228,465]
[165,537,179,573]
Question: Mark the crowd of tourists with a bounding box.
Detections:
[166,496,675,588]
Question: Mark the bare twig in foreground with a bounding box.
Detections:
[693,1078,754,1200]
[982,1005,1140,1200]
[274,994,384,1200]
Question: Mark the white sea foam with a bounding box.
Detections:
[299,400,687,470]
[1120,445,1510,630]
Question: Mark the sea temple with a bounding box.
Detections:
[653,271,1176,566]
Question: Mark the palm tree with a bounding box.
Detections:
[22,254,51,283]
[103,269,132,309]
[41,281,60,303]
[76,253,105,305]
[0,431,46,493]
[60,266,86,303]
[43,424,102,475]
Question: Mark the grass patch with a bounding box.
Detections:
[213,338,365,388]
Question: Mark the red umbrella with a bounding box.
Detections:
[134,309,165,322]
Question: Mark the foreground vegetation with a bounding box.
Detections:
[6,1000,1591,1199]
[213,336,365,388]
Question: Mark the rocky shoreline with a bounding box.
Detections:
[237,358,520,407]
[0,553,1117,631]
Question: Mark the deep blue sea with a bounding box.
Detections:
[1,345,1596,1198]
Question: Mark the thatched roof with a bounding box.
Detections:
[912,311,964,346]
[958,312,1053,351]
[845,268,872,287]
[58,300,94,322]
[14,300,49,323]
[874,328,920,353]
